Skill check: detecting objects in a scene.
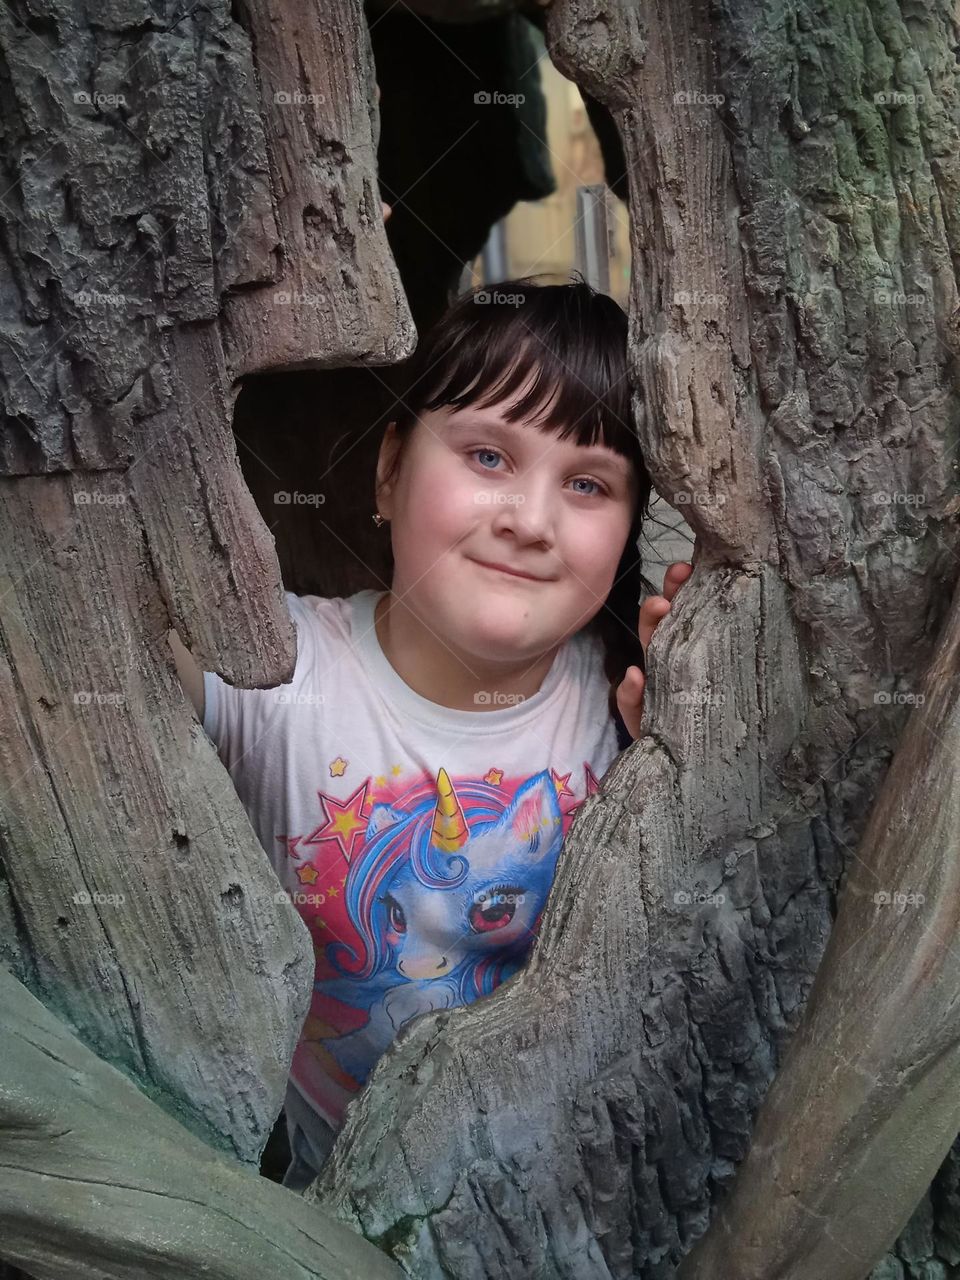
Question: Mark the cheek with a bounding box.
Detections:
[563,510,633,579]
[393,454,477,555]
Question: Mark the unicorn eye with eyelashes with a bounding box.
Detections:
[468,883,526,933]
[379,892,407,934]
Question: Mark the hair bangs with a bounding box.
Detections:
[394,275,639,462]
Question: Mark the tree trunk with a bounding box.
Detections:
[678,566,960,1277]
[0,0,407,1232]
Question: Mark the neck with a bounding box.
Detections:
[373,592,561,712]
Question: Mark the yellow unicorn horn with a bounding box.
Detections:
[430,767,468,852]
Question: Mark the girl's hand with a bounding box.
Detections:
[615,561,693,742]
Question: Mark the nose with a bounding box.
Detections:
[398,954,449,979]
[490,472,555,548]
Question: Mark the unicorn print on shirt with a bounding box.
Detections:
[313,766,564,1086]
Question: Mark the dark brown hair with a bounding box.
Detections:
[377,273,657,717]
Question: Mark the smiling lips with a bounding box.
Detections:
[472,558,546,582]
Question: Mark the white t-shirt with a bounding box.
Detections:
[203,589,619,1130]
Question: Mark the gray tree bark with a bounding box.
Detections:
[0,0,410,1272]
[678,567,960,1277]
[0,964,402,1280]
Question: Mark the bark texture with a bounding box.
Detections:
[677,568,960,1277]
[310,1,960,1276]
[0,964,402,1280]
[224,0,414,375]
[0,0,409,1177]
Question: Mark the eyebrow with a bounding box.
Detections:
[448,414,630,475]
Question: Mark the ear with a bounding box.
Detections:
[375,421,402,519]
[495,771,563,862]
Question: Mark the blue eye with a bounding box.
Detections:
[472,448,502,470]
[570,477,604,497]
[469,448,607,497]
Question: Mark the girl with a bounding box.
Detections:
[170,275,691,1190]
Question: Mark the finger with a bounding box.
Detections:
[662,560,693,602]
[616,666,646,741]
[382,201,393,222]
[617,664,645,704]
[638,595,672,654]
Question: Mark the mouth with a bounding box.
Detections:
[471,558,547,583]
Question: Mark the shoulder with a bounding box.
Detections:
[202,589,372,746]
[284,589,369,657]
[285,589,349,637]
[554,623,610,707]
[285,589,352,626]
[282,588,386,689]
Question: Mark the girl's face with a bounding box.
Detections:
[376,389,639,666]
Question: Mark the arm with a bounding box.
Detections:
[168,629,205,721]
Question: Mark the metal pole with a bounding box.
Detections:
[574,184,611,292]
[481,219,509,283]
